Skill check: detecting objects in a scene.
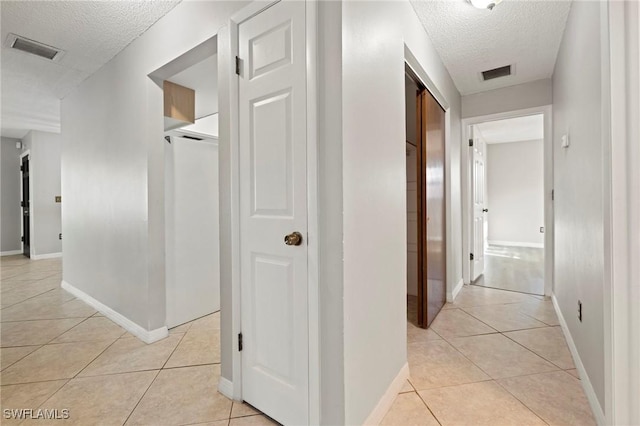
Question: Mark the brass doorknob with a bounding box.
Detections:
[284,231,303,246]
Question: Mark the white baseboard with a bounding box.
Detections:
[31,252,62,260]
[363,362,410,425]
[488,240,544,249]
[448,278,464,302]
[218,376,241,401]
[61,280,168,344]
[1,249,22,256]
[551,295,605,425]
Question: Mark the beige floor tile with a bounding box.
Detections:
[165,329,220,368]
[499,371,596,426]
[449,333,559,379]
[190,312,221,330]
[231,401,261,418]
[380,392,439,426]
[125,364,232,425]
[191,421,230,426]
[1,318,84,347]
[1,298,95,322]
[0,380,68,425]
[462,304,548,332]
[567,368,580,379]
[419,381,546,426]
[79,334,182,377]
[451,285,536,308]
[1,270,59,282]
[399,379,414,393]
[52,317,127,344]
[0,345,41,370]
[429,308,497,339]
[1,340,114,385]
[512,299,560,326]
[0,283,59,307]
[168,321,192,334]
[229,415,278,425]
[407,322,442,343]
[408,340,490,390]
[504,326,575,369]
[22,371,157,426]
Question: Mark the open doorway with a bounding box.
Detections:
[405,68,447,328]
[468,114,546,296]
[150,37,221,328]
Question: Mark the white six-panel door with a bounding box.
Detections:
[471,136,486,281]
[238,1,308,424]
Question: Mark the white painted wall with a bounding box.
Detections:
[61,1,248,333]
[21,131,62,257]
[486,139,544,247]
[462,79,552,119]
[164,136,220,328]
[552,0,605,414]
[340,1,462,423]
[1,137,22,253]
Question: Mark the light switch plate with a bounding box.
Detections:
[561,134,570,148]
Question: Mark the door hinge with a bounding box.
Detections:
[21,236,24,242]
[470,253,474,261]
[551,189,555,201]
[20,165,23,172]
[469,139,474,147]
[20,201,24,207]
[238,332,243,351]
[235,56,241,76]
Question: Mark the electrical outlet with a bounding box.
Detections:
[578,300,582,322]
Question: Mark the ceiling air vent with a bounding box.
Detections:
[5,33,64,61]
[481,65,512,81]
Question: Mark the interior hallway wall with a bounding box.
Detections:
[21,131,62,257]
[462,79,552,118]
[552,0,605,414]
[1,137,22,253]
[61,1,249,334]
[339,1,462,422]
[486,139,544,247]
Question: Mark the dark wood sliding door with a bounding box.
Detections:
[421,90,446,327]
[406,68,446,328]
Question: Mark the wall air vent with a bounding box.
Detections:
[481,65,512,81]
[5,33,65,61]
[180,135,204,141]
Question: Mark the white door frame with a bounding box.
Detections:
[225,1,320,423]
[461,105,553,297]
[19,149,33,258]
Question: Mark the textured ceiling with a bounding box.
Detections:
[476,114,544,144]
[410,0,571,95]
[0,0,181,138]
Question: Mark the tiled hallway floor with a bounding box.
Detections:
[2,255,595,425]
[0,255,274,426]
[396,284,596,425]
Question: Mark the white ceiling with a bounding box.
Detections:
[167,55,218,120]
[0,0,181,138]
[410,0,571,95]
[475,114,544,144]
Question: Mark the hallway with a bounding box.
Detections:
[396,285,595,425]
[0,256,274,425]
[2,256,595,425]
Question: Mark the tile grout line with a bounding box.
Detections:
[121,368,163,426]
